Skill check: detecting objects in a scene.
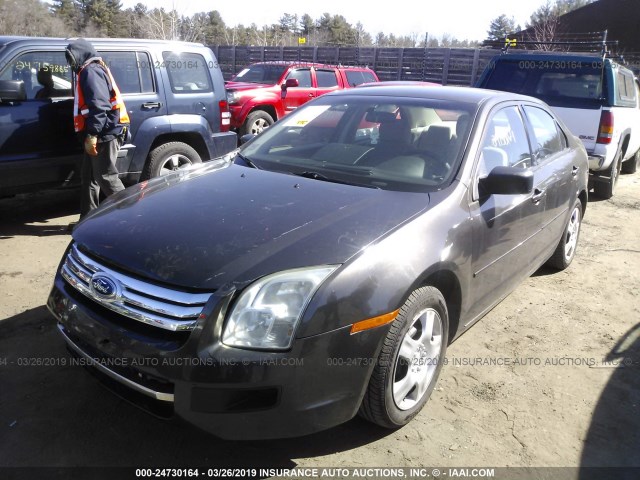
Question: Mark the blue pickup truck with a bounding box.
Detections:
[0,37,237,197]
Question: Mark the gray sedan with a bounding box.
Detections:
[48,85,588,439]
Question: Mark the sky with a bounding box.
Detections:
[119,0,554,41]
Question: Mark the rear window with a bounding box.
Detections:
[482,59,604,107]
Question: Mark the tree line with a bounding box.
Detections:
[0,0,594,49]
[0,0,478,47]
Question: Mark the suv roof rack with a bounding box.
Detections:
[485,31,619,59]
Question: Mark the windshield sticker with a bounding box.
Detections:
[282,105,332,127]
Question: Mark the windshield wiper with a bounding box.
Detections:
[235,152,260,169]
[295,171,379,189]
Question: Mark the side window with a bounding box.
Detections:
[616,71,635,102]
[316,69,339,88]
[523,106,566,162]
[345,70,376,86]
[477,106,532,177]
[286,69,312,88]
[625,74,637,102]
[162,52,212,93]
[100,51,154,94]
[0,51,71,100]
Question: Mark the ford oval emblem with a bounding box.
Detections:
[90,273,119,301]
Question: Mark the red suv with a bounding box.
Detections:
[226,62,379,136]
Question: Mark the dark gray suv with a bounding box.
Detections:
[0,36,237,197]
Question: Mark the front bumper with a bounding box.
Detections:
[47,275,386,440]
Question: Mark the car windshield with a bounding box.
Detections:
[483,59,604,107]
[240,95,476,192]
[231,64,288,84]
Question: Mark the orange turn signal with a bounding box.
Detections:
[350,309,400,334]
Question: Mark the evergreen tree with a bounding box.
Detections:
[486,14,518,41]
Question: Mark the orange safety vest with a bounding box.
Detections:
[73,60,130,133]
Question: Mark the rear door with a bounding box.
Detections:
[522,104,577,249]
[98,49,166,174]
[99,50,166,142]
[314,68,342,97]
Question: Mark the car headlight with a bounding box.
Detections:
[226,90,241,105]
[222,266,338,350]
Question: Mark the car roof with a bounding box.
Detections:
[357,80,440,88]
[0,36,205,48]
[328,84,547,108]
[249,61,373,71]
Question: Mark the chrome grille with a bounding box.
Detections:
[61,244,212,332]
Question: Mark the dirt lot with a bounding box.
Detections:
[0,173,638,476]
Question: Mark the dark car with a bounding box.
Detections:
[47,85,588,439]
[0,36,236,197]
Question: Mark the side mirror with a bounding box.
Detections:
[281,78,299,99]
[0,80,26,102]
[479,166,533,196]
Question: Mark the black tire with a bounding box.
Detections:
[359,286,449,429]
[240,110,274,136]
[546,199,583,270]
[621,148,639,174]
[593,150,621,199]
[141,142,201,180]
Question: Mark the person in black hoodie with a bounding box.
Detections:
[65,38,130,219]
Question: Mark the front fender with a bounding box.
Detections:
[297,185,472,339]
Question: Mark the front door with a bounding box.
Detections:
[282,68,315,113]
[467,105,548,322]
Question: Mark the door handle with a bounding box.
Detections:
[532,188,546,204]
[142,102,162,109]
[572,166,579,177]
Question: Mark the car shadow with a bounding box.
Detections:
[0,188,79,238]
[0,307,392,469]
[578,323,640,479]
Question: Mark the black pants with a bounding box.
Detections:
[80,139,125,217]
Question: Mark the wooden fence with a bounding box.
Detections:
[210,46,502,86]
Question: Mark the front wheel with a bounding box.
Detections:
[240,110,274,136]
[546,199,583,270]
[359,286,449,429]
[141,142,201,180]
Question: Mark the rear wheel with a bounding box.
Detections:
[240,111,274,136]
[593,150,621,199]
[359,286,449,429]
[141,142,201,180]
[621,148,639,174]
[546,199,582,270]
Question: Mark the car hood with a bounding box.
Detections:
[73,163,431,290]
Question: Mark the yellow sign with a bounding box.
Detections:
[505,38,517,48]
[298,37,306,45]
